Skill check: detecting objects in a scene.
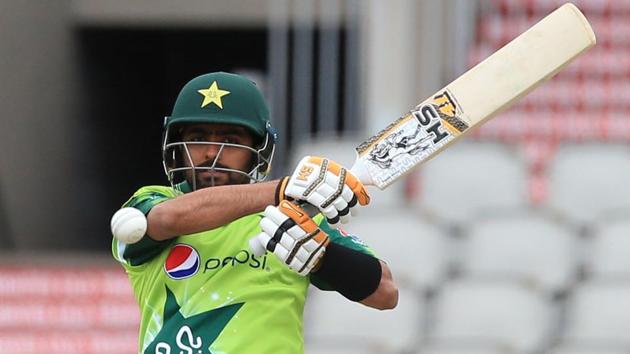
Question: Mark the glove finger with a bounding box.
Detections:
[301,238,322,253]
[322,170,345,205]
[320,204,339,221]
[339,213,351,224]
[287,237,317,266]
[282,224,309,247]
[260,217,281,237]
[291,257,312,276]
[305,193,326,210]
[348,195,359,216]
[278,232,296,251]
[315,182,337,208]
[254,231,275,252]
[285,183,311,200]
[337,204,351,221]
[340,185,355,205]
[332,198,349,213]
[274,245,290,262]
[326,216,340,229]
[292,242,319,273]
[264,205,289,225]
[309,190,338,221]
[249,235,268,257]
[287,224,307,240]
[293,246,311,263]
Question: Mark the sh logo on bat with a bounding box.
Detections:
[368,90,469,169]
[412,90,469,143]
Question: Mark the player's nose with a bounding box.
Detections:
[203,143,222,161]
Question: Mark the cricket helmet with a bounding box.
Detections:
[162,72,277,190]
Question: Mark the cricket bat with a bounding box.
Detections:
[249,3,595,257]
[349,2,596,190]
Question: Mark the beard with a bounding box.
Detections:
[178,147,256,189]
[186,164,251,189]
[196,170,250,188]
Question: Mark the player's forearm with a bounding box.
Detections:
[146,180,279,240]
[359,261,399,310]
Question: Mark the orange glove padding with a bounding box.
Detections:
[276,156,370,227]
[250,200,330,275]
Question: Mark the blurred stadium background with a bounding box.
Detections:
[1,0,629,353]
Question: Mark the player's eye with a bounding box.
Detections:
[185,136,205,142]
[223,136,239,144]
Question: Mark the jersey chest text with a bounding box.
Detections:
[163,242,270,280]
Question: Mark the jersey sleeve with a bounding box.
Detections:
[309,217,378,290]
[111,186,179,267]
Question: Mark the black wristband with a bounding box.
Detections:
[313,242,382,302]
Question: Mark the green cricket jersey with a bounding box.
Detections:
[112,185,375,354]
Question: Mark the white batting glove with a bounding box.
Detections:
[249,200,330,276]
[277,156,370,227]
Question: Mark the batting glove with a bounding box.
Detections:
[249,200,330,276]
[276,156,370,227]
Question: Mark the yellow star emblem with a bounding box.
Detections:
[197,81,231,109]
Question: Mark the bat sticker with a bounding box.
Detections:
[366,90,468,171]
[367,125,433,169]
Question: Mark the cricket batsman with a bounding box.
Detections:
[112,72,398,354]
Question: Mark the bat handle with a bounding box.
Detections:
[296,200,321,218]
[349,158,374,187]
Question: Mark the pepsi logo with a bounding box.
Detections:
[164,244,200,279]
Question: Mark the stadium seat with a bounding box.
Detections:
[0,266,138,353]
[560,281,630,346]
[485,0,630,18]
[307,345,387,354]
[419,346,506,354]
[548,346,629,354]
[459,212,578,293]
[585,215,630,280]
[304,286,422,353]
[546,143,630,226]
[426,280,552,353]
[413,142,528,224]
[0,331,137,354]
[347,210,450,291]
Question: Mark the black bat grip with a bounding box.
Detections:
[295,201,321,218]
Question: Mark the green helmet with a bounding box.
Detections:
[162,72,277,190]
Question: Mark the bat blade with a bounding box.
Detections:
[350,2,596,190]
